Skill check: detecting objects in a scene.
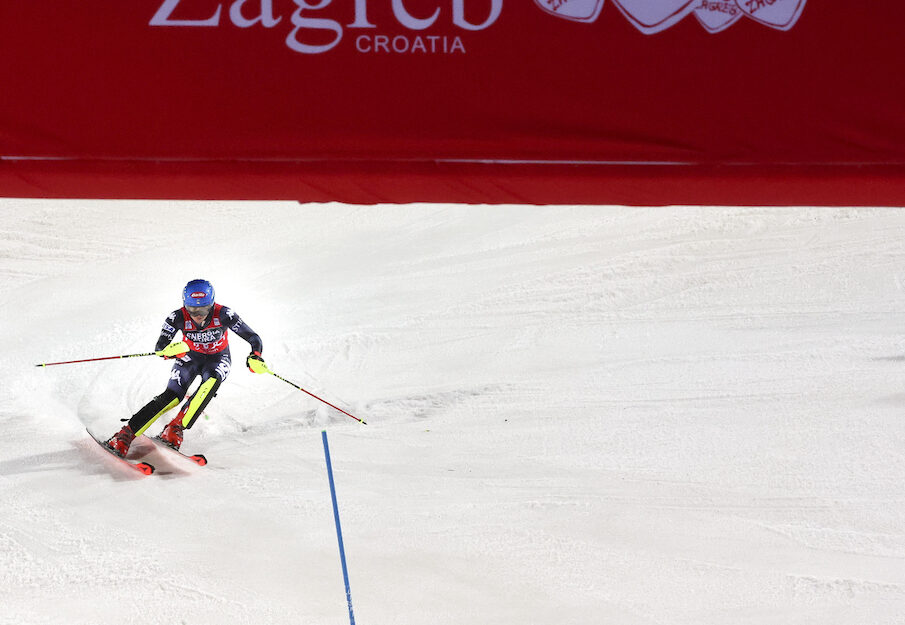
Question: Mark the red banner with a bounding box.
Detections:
[1,2,904,204]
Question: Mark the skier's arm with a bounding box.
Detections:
[221,307,263,354]
[221,307,267,373]
[154,311,181,352]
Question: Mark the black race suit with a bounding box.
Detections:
[127,304,262,435]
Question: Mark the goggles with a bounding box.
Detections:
[185,304,213,317]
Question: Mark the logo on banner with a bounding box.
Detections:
[150,0,503,55]
[535,0,807,33]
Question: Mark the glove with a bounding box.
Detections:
[246,351,267,374]
[157,341,189,359]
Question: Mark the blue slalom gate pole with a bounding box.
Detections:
[322,430,356,625]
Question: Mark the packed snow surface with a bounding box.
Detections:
[1,200,903,625]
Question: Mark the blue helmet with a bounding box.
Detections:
[183,279,215,307]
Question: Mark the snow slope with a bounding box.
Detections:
[1,200,903,625]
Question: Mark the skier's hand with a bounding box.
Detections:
[157,341,189,359]
[246,351,267,374]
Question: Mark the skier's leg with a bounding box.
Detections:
[158,353,229,448]
[179,376,222,429]
[126,389,180,435]
[127,358,196,436]
[106,386,182,455]
[181,352,231,429]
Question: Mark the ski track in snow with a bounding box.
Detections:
[1,200,904,624]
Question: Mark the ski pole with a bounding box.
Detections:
[35,342,189,368]
[253,361,367,425]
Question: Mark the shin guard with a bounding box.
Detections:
[129,390,180,437]
[181,377,221,429]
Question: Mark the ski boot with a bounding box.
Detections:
[106,425,135,458]
[158,416,185,450]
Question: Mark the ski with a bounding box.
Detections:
[86,429,155,476]
[148,435,208,467]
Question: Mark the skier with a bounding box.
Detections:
[105,279,266,456]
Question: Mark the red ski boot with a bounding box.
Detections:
[158,416,185,450]
[106,425,135,458]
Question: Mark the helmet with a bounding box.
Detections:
[183,279,215,307]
